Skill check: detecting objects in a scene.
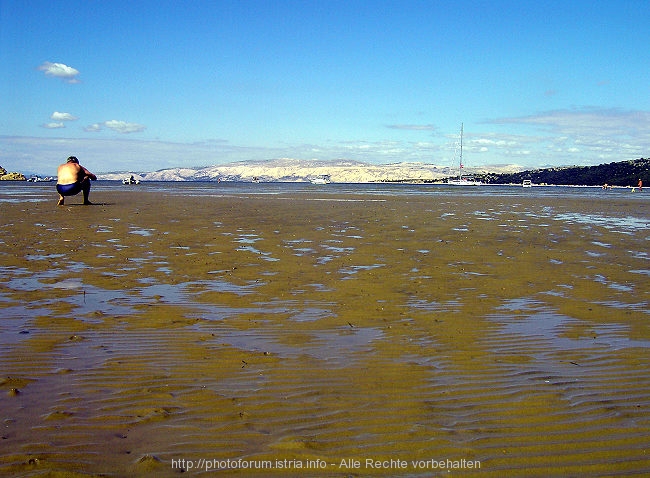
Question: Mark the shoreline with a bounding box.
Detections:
[3,178,648,189]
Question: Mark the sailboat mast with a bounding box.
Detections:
[447,122,481,186]
[459,123,463,180]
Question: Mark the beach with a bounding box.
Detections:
[1,183,649,476]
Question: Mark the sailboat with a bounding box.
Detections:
[448,123,482,186]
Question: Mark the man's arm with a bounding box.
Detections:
[82,167,97,181]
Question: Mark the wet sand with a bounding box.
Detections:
[1,188,649,476]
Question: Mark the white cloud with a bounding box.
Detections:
[387,124,437,131]
[38,61,80,83]
[82,120,147,134]
[487,107,650,165]
[0,135,244,174]
[51,111,78,121]
[103,120,146,134]
[41,122,65,129]
[471,138,516,147]
[84,123,103,132]
[492,107,650,137]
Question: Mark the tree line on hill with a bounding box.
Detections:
[475,158,648,186]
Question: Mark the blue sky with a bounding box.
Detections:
[1,0,649,174]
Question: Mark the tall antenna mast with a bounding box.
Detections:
[460,123,463,167]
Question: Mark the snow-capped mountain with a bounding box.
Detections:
[98,158,523,183]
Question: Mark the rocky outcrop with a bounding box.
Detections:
[0,168,27,181]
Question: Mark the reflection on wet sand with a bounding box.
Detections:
[1,188,649,476]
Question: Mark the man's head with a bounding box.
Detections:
[67,156,79,164]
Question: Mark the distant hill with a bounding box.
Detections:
[99,158,522,183]
[97,157,648,185]
[477,158,649,186]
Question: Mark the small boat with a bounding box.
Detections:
[448,177,482,186]
[122,176,140,185]
[448,123,482,186]
[522,180,532,188]
[310,176,330,184]
[27,176,53,182]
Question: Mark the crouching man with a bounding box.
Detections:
[56,156,97,206]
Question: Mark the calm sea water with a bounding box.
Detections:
[2,180,647,202]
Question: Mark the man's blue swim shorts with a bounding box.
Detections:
[56,183,84,196]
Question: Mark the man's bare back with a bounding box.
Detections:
[56,156,97,205]
[57,162,89,184]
